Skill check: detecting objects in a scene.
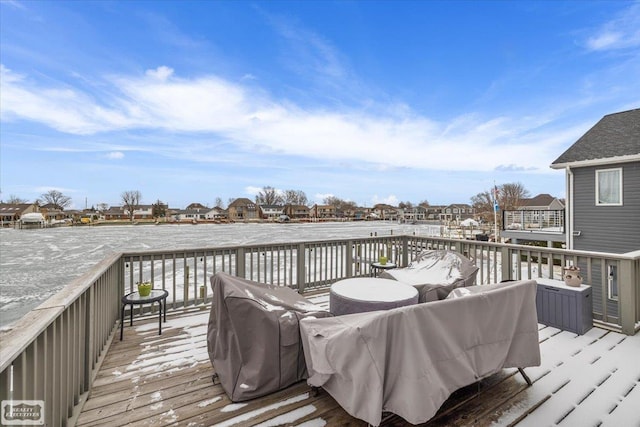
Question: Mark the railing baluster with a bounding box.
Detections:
[171,255,176,309]
[193,252,198,304]
[62,308,70,418]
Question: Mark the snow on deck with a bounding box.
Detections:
[77,297,640,426]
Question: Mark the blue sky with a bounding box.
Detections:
[1,1,639,209]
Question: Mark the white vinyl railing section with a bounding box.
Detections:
[502,209,565,232]
[1,235,638,426]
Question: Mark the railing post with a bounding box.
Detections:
[619,259,637,335]
[453,241,462,255]
[345,240,353,278]
[501,246,511,281]
[236,248,245,278]
[297,243,306,293]
[85,282,95,391]
[402,236,409,267]
[183,264,190,302]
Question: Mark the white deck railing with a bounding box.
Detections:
[1,235,638,426]
[502,209,565,232]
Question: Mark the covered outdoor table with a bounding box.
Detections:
[379,250,479,302]
[301,279,541,426]
[330,277,419,316]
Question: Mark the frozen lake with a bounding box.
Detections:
[0,221,441,327]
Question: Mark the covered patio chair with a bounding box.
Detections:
[380,249,479,302]
[207,272,331,401]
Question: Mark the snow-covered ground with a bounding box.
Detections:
[0,222,441,327]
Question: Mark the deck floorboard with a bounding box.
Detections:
[77,297,640,426]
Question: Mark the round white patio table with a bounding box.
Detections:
[330,277,419,316]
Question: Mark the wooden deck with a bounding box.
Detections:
[77,294,640,427]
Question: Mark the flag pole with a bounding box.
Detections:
[493,183,499,243]
[494,201,498,243]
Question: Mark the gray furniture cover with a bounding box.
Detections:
[380,249,479,302]
[329,278,419,316]
[207,272,332,402]
[299,279,540,426]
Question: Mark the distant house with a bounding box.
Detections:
[205,207,227,221]
[39,203,71,223]
[174,208,208,222]
[104,205,155,220]
[0,203,39,226]
[186,202,208,210]
[283,204,310,220]
[61,209,81,222]
[372,204,398,220]
[441,204,475,222]
[425,205,445,221]
[518,194,565,211]
[132,205,154,219]
[259,205,284,220]
[310,204,336,219]
[399,206,427,222]
[103,206,127,220]
[342,207,366,220]
[551,108,640,254]
[228,198,259,221]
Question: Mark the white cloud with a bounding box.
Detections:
[34,185,77,194]
[2,0,26,10]
[587,32,622,51]
[586,4,640,51]
[371,194,399,206]
[266,12,346,80]
[244,186,262,196]
[145,66,174,81]
[0,64,585,174]
[0,65,133,134]
[314,193,334,203]
[245,186,285,198]
[106,151,125,159]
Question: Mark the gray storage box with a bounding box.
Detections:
[536,278,593,335]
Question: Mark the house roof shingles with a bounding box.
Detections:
[552,109,640,167]
[521,194,555,207]
[228,198,255,208]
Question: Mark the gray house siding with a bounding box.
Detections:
[572,162,640,254]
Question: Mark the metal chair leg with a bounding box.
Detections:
[518,368,533,386]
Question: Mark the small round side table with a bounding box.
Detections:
[120,289,169,340]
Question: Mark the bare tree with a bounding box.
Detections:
[398,201,414,209]
[255,186,284,205]
[39,190,72,210]
[500,182,530,210]
[418,200,430,208]
[97,203,109,212]
[7,195,29,204]
[214,197,224,209]
[121,190,142,222]
[471,182,531,223]
[471,191,494,223]
[323,196,357,213]
[283,189,308,205]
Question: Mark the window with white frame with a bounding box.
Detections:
[595,168,622,206]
